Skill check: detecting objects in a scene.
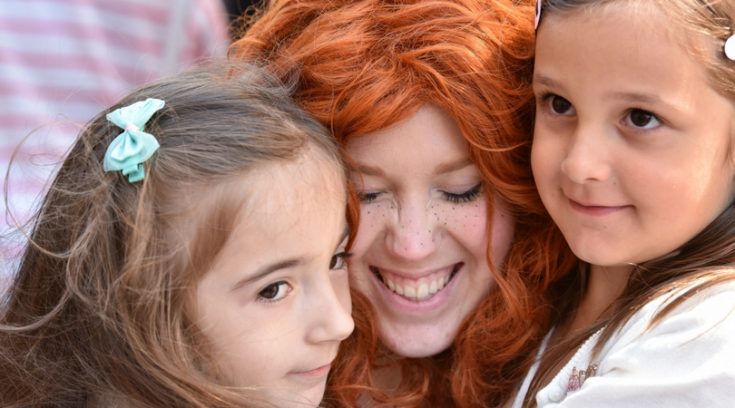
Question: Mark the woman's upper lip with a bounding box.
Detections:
[369,264,459,281]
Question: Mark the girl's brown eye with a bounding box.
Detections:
[258,281,289,301]
[628,109,658,128]
[550,95,572,114]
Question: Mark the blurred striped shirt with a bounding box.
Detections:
[0,0,230,281]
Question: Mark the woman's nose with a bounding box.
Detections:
[387,198,438,261]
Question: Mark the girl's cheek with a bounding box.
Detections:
[489,199,515,267]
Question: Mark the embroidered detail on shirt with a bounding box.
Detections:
[566,364,598,393]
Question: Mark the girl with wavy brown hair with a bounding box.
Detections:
[231,1,575,406]
[0,61,354,408]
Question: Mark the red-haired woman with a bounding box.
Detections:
[231,1,575,406]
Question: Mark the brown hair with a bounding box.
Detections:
[231,1,576,406]
[525,0,735,403]
[0,61,343,407]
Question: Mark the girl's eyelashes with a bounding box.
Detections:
[442,183,482,204]
[257,281,292,303]
[330,251,352,270]
[625,108,661,130]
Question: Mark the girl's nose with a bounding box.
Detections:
[560,127,611,184]
[305,275,354,344]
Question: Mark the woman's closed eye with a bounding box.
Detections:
[257,281,292,303]
[442,183,482,204]
[357,191,382,203]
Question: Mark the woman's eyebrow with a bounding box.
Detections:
[350,162,385,177]
[434,158,473,175]
[350,158,472,177]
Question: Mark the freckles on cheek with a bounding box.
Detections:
[444,200,488,241]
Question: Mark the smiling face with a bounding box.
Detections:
[193,148,353,408]
[346,104,514,357]
[532,4,735,277]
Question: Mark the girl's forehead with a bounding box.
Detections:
[542,1,701,51]
[236,152,345,219]
[166,147,346,257]
[542,0,725,82]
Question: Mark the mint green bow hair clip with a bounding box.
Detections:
[103,98,165,183]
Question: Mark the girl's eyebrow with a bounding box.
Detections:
[608,92,682,114]
[609,91,662,105]
[533,73,562,89]
[231,258,303,292]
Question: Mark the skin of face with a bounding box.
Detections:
[346,104,515,358]
[532,4,735,299]
[194,149,354,408]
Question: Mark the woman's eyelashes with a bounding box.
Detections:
[257,281,292,303]
[357,191,381,203]
[357,183,483,204]
[441,183,482,203]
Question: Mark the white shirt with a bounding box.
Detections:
[512,280,735,407]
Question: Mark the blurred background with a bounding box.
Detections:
[1,0,262,288]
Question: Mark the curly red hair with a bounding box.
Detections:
[231,1,575,406]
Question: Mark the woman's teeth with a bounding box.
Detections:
[372,264,460,301]
[384,274,450,301]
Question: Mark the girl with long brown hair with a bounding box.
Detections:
[0,61,354,408]
[514,0,735,405]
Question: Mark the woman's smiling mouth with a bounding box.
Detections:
[370,263,462,302]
